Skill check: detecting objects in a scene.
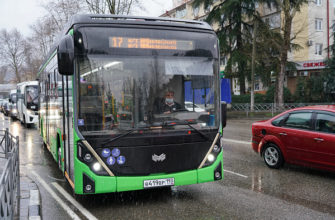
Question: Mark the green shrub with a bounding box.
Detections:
[232,86,292,103]
[265,85,292,103]
[232,93,266,103]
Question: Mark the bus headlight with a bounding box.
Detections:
[203,142,222,168]
[92,162,101,171]
[207,153,215,162]
[77,141,108,176]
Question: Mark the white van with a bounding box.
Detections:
[17,81,39,127]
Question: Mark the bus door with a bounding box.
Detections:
[46,75,50,144]
[62,76,72,179]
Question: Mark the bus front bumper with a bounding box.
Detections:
[74,151,223,194]
[26,114,38,124]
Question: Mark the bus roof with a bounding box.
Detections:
[64,14,213,32]
[17,81,38,87]
[39,14,215,77]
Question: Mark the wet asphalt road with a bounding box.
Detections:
[2,114,335,219]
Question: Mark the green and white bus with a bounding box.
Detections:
[38,14,226,194]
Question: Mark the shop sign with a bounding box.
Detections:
[296,60,326,70]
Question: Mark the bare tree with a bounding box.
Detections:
[30,17,56,59]
[0,29,26,82]
[21,42,42,81]
[41,0,84,32]
[85,0,108,13]
[275,0,307,107]
[85,0,144,15]
[0,66,8,83]
[28,0,84,68]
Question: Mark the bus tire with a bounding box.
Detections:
[73,193,88,201]
[23,116,28,128]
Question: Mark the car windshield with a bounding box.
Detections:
[77,55,219,134]
[10,94,17,103]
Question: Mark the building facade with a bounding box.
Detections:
[161,0,334,95]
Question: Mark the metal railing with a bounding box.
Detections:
[229,103,335,116]
[0,129,20,220]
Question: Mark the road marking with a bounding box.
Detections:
[52,182,98,220]
[223,169,248,178]
[223,138,251,145]
[31,171,81,220]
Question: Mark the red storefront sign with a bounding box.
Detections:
[302,61,325,68]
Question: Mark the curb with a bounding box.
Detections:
[19,175,42,220]
[28,190,41,220]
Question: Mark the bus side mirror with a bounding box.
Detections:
[58,35,74,75]
[221,102,227,128]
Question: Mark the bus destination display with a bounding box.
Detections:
[109,37,194,50]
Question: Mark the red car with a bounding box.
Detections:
[252,105,335,172]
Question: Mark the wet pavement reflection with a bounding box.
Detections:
[2,115,335,219]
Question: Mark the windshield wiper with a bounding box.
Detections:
[102,126,150,146]
[102,129,138,146]
[162,120,210,141]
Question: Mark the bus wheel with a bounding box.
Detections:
[73,193,87,201]
[23,116,28,128]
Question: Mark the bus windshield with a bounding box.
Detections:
[26,85,39,110]
[78,55,219,133]
[76,27,219,134]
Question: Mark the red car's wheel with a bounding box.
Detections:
[262,143,284,169]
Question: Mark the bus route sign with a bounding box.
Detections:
[109,37,194,50]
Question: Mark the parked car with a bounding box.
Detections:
[0,99,4,113]
[252,105,335,172]
[184,101,205,112]
[9,89,18,119]
[3,102,11,116]
[1,99,8,114]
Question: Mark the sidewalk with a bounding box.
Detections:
[0,126,42,219]
[18,174,41,220]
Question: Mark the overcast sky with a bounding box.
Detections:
[0,0,173,36]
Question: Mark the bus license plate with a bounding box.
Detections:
[143,178,175,188]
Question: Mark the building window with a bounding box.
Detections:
[175,6,186,18]
[315,18,323,31]
[263,13,281,29]
[204,4,211,13]
[193,6,199,17]
[315,43,323,55]
[298,71,308,77]
[316,0,322,6]
[254,82,260,91]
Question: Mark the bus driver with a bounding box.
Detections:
[154,91,182,114]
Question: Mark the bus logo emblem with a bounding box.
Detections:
[152,153,166,162]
